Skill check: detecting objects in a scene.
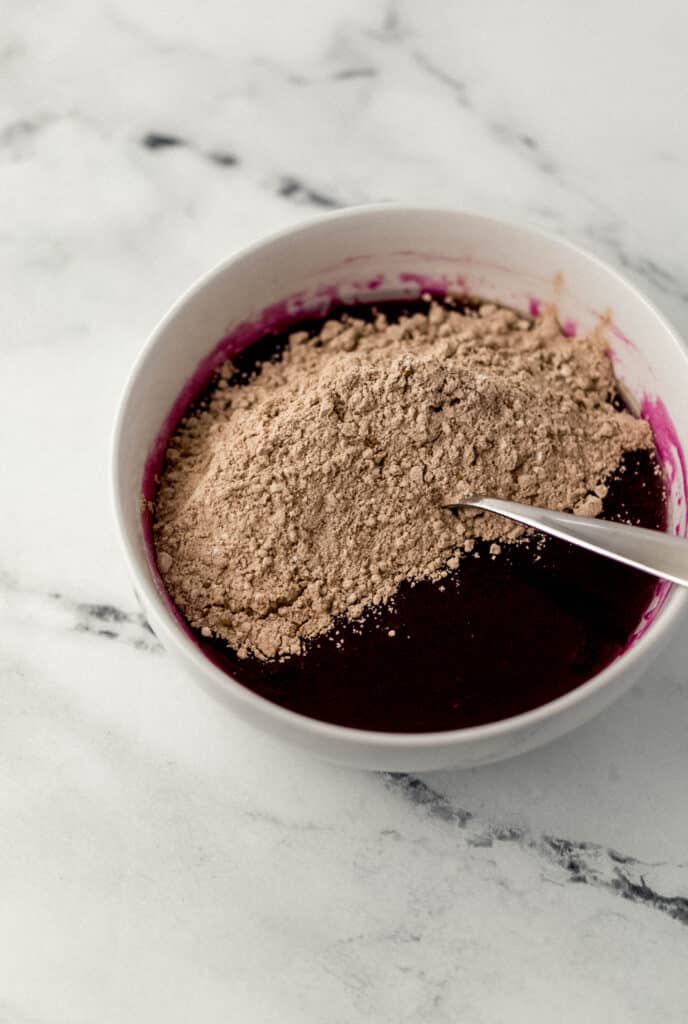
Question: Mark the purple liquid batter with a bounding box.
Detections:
[156,299,668,733]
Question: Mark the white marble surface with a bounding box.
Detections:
[2,1,688,1020]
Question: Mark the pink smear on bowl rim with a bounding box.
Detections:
[621,396,687,646]
[605,319,638,351]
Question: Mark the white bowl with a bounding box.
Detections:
[112,206,688,771]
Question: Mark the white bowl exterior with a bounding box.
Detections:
[113,207,688,770]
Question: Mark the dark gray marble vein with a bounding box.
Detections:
[489,120,558,177]
[386,774,688,926]
[140,131,240,170]
[273,61,379,84]
[386,773,473,826]
[0,114,56,161]
[207,150,239,167]
[69,596,162,652]
[1,118,43,145]
[276,175,342,209]
[583,223,688,307]
[36,589,162,653]
[140,130,342,209]
[412,50,471,109]
[370,1,405,43]
[141,131,184,150]
[332,67,378,80]
[1,571,163,653]
[414,49,558,179]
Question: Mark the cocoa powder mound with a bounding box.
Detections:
[153,300,653,660]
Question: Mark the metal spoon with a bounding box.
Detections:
[443,496,688,588]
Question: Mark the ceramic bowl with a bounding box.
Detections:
[111,206,688,770]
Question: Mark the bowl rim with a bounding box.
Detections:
[111,203,688,750]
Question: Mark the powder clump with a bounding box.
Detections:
[153,301,653,660]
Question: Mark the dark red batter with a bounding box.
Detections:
[178,300,667,732]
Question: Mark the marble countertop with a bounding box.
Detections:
[2,0,688,1020]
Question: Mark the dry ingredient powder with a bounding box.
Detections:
[153,300,653,660]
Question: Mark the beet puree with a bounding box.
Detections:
[179,299,667,733]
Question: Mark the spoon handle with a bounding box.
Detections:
[449,496,688,588]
